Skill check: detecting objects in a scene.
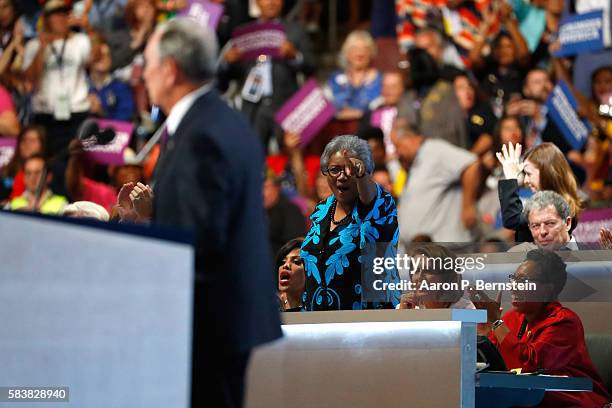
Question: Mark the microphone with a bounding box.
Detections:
[77,118,117,146]
[77,118,99,141]
[96,127,117,145]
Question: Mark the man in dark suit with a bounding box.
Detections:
[508,191,591,252]
[218,0,315,153]
[138,18,282,408]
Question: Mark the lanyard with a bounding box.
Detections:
[49,36,68,71]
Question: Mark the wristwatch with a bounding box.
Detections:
[491,319,504,331]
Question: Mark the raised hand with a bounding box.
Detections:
[342,149,366,179]
[114,182,137,222]
[279,40,297,59]
[118,182,135,210]
[224,45,242,64]
[129,182,154,221]
[283,131,301,154]
[600,228,612,249]
[469,287,502,323]
[398,292,418,309]
[495,142,524,180]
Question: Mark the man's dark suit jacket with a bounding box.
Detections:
[153,89,282,353]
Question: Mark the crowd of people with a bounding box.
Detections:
[1,0,612,404]
[0,0,609,239]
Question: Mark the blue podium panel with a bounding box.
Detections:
[476,372,592,408]
[0,212,194,408]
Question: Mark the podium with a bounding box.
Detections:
[245,309,487,408]
[0,211,194,407]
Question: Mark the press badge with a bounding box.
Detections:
[241,65,264,103]
[54,92,71,120]
[241,56,272,103]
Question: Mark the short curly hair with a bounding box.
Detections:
[320,135,375,175]
[524,249,567,299]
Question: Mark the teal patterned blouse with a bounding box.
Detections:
[301,184,400,311]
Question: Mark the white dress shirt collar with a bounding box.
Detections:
[565,235,579,251]
[165,82,213,136]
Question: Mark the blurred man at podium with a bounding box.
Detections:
[132,18,282,408]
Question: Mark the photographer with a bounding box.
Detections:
[22,0,91,161]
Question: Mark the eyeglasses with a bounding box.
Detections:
[508,274,546,284]
[322,166,346,178]
[528,219,561,231]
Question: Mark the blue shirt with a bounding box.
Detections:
[90,78,135,122]
[328,69,383,112]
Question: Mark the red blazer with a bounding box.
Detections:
[490,302,611,407]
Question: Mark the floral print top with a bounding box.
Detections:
[301,184,400,311]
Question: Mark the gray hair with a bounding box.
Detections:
[62,201,110,221]
[339,30,377,69]
[157,17,218,82]
[523,191,571,221]
[320,135,374,175]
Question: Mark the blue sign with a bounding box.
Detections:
[555,10,605,57]
[545,80,591,151]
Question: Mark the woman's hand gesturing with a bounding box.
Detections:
[496,142,524,180]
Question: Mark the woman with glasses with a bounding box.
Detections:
[398,243,476,310]
[496,142,583,242]
[301,135,400,311]
[472,249,611,407]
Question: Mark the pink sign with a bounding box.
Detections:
[573,208,612,243]
[179,0,224,31]
[370,106,398,155]
[0,137,16,169]
[83,120,134,166]
[232,21,286,61]
[274,79,336,147]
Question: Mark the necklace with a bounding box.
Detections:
[331,200,351,225]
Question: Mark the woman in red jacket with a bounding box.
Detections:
[474,249,611,407]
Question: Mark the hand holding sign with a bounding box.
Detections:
[231,22,286,61]
[274,79,336,147]
[178,0,224,31]
[283,131,301,155]
[279,39,297,60]
[82,120,134,166]
[224,45,242,64]
[545,80,592,150]
[555,10,605,57]
[0,138,16,170]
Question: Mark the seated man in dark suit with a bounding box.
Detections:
[133,17,282,408]
[509,191,589,252]
[219,0,315,153]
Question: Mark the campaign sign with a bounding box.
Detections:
[545,80,591,151]
[0,137,16,169]
[573,208,612,243]
[83,120,134,166]
[555,10,605,57]
[274,79,336,147]
[232,22,286,61]
[179,0,224,31]
[371,106,398,155]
